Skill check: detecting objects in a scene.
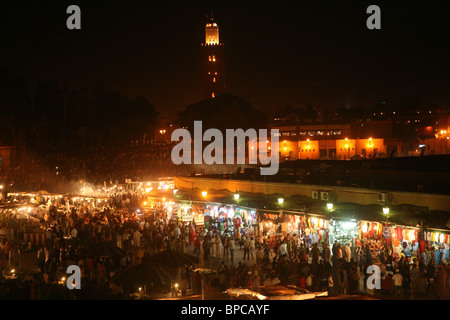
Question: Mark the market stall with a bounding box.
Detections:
[258,211,281,249]
[259,211,330,249]
[202,204,257,237]
[301,216,330,248]
[328,219,358,248]
[174,202,206,234]
[381,224,450,264]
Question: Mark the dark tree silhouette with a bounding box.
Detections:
[178,93,267,133]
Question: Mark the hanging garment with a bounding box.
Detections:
[383,226,391,239]
[304,227,311,237]
[311,231,319,243]
[383,227,391,239]
[319,219,324,229]
[393,238,400,247]
[318,229,324,242]
[419,239,426,253]
[234,217,241,229]
[369,222,374,238]
[396,227,402,240]
[432,232,438,242]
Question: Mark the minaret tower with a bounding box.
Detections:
[201,13,225,99]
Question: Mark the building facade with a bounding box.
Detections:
[272,122,389,160]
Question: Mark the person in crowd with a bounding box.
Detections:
[249,237,256,260]
[228,236,235,262]
[311,243,320,265]
[410,260,420,297]
[222,234,229,260]
[392,269,403,298]
[243,236,250,260]
[437,265,449,300]
[323,243,331,264]
[345,243,352,263]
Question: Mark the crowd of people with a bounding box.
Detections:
[0,142,182,195]
[148,217,449,300]
[0,188,449,300]
[185,232,450,300]
[0,191,189,299]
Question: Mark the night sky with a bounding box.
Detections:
[1,0,449,118]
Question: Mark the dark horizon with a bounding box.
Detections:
[1,0,449,119]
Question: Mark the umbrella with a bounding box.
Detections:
[80,240,127,258]
[143,250,199,267]
[113,262,176,290]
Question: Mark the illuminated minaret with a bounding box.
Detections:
[201,13,225,99]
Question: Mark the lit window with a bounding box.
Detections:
[212,93,215,98]
[209,56,212,62]
[213,77,216,83]
[212,55,216,62]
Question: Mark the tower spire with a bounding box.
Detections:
[206,11,214,21]
[201,12,225,99]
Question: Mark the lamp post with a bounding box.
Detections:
[327,203,334,219]
[383,206,389,223]
[277,197,284,235]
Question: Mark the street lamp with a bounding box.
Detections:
[202,191,207,198]
[383,207,390,215]
[327,203,334,211]
[234,192,240,200]
[278,197,284,205]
